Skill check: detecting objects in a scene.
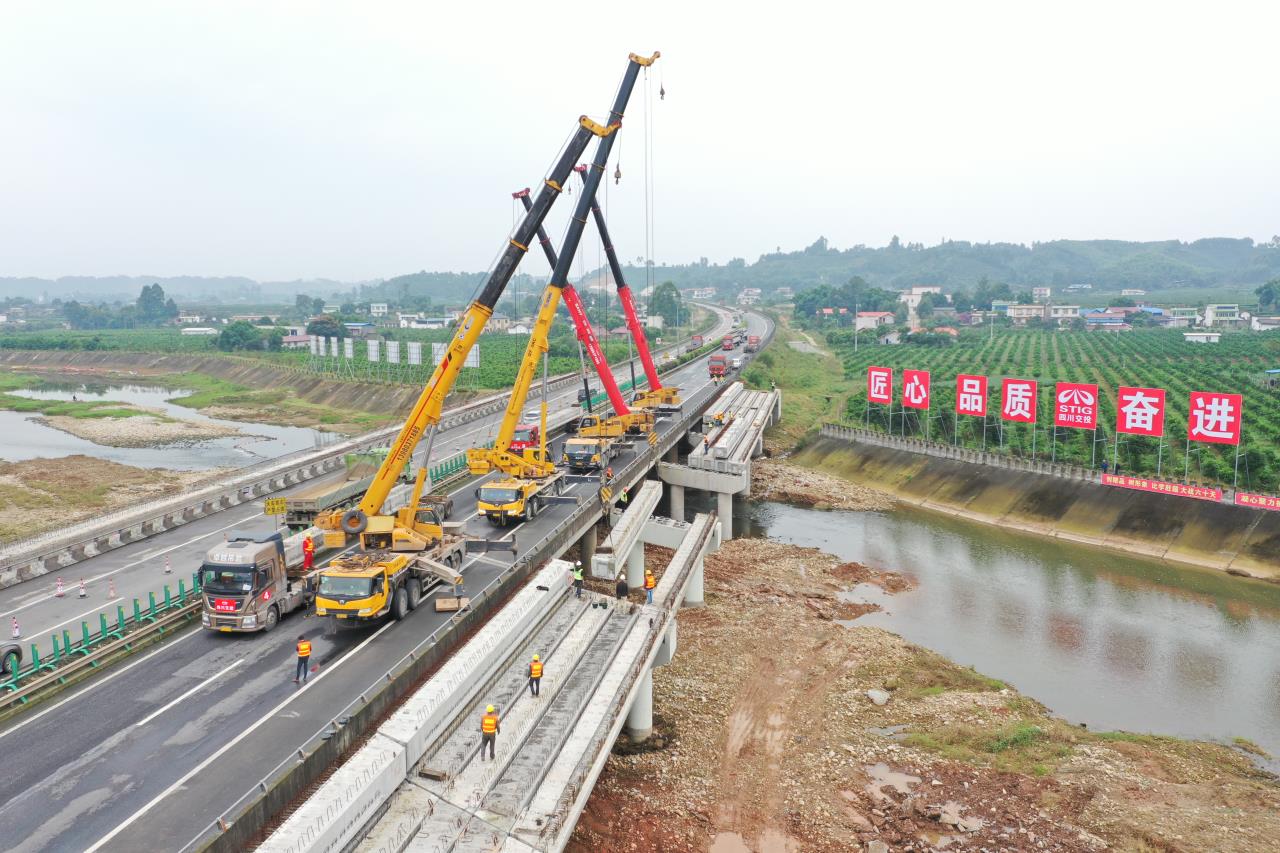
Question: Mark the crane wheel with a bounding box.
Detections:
[340,509,368,535]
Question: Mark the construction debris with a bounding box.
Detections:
[748,455,892,512]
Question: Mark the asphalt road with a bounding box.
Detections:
[0,307,763,853]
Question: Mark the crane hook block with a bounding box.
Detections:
[340,508,368,535]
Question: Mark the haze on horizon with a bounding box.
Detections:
[1,0,1276,284]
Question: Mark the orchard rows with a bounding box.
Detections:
[832,328,1280,492]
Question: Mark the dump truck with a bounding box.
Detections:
[561,434,619,472]
[744,334,760,352]
[709,354,727,378]
[201,530,326,633]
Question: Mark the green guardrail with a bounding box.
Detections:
[427,441,494,483]
[1,573,203,702]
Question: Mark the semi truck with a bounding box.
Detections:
[708,354,727,378]
[315,542,467,626]
[691,334,704,348]
[201,530,326,633]
[721,335,735,351]
[284,450,412,531]
[745,334,760,352]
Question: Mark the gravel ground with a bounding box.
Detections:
[38,412,241,447]
[749,456,894,512]
[569,535,1280,853]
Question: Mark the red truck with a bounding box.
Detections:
[691,334,704,348]
[509,423,540,453]
[708,354,727,378]
[745,335,760,352]
[721,335,734,351]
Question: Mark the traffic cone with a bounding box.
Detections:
[78,578,88,599]
[108,578,118,600]
[55,577,65,598]
[164,556,172,574]
[10,617,19,640]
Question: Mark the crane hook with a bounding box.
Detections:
[659,84,665,100]
[613,165,622,185]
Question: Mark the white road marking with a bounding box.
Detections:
[84,619,396,853]
[134,658,244,727]
[0,629,203,742]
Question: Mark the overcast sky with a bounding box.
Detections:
[1,1,1276,282]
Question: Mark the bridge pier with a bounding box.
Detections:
[684,556,704,608]
[627,545,645,590]
[626,668,654,740]
[717,490,734,540]
[668,483,685,523]
[578,524,597,568]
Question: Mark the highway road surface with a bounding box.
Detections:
[0,309,765,853]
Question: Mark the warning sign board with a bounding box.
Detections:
[263,497,287,516]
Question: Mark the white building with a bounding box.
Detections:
[180,326,218,336]
[1184,331,1221,343]
[1007,304,1047,325]
[645,315,665,329]
[177,311,203,324]
[1121,289,1147,296]
[855,311,895,331]
[1203,304,1242,328]
[1048,305,1081,325]
[369,303,389,317]
[1033,286,1052,302]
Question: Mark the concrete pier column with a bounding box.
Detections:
[684,556,704,608]
[669,483,685,523]
[626,544,644,587]
[578,525,597,568]
[717,490,734,541]
[626,668,653,740]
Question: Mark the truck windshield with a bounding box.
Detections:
[512,427,536,444]
[479,487,520,504]
[318,575,374,598]
[202,564,254,594]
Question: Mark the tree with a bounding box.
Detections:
[306,315,341,338]
[1256,278,1280,312]
[258,316,274,325]
[216,321,263,351]
[1109,296,1137,308]
[135,283,176,324]
[951,289,973,312]
[650,281,683,326]
[916,292,939,319]
[1014,290,1034,304]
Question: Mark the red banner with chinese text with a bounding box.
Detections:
[1101,474,1222,502]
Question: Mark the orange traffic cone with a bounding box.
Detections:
[78,579,88,599]
[55,577,65,598]
[108,578,118,599]
[164,556,172,574]
[10,616,19,640]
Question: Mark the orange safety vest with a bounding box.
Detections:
[644,573,655,590]
[481,713,499,734]
[530,660,543,679]
[297,640,312,657]
[302,538,314,554]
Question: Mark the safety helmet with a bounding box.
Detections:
[486,704,495,713]
[532,654,540,661]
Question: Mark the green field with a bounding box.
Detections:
[829,327,1280,492]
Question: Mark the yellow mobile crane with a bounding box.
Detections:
[313,52,657,623]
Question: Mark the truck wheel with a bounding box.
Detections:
[263,605,278,633]
[407,577,422,610]
[1,648,19,677]
[392,586,409,621]
[527,498,539,520]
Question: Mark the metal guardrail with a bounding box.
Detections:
[1,574,203,710]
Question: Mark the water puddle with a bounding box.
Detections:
[864,761,920,804]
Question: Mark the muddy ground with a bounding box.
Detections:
[569,526,1280,852]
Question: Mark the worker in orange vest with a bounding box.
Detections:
[604,465,614,483]
[294,635,312,684]
[527,654,543,697]
[302,535,315,570]
[480,704,500,760]
[644,569,656,604]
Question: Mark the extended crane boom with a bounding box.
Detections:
[328,51,659,537]
[572,164,679,408]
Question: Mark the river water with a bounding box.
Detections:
[0,382,328,470]
[732,498,1280,757]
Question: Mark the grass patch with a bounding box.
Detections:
[161,372,390,431]
[0,392,156,420]
[905,717,1081,775]
[1232,736,1269,757]
[867,647,1007,699]
[742,312,850,447]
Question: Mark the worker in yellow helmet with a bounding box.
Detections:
[527,654,543,698]
[480,704,500,761]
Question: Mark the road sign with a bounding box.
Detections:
[264,497,287,516]
[599,486,613,502]
[647,431,658,446]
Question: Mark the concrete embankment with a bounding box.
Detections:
[794,434,1280,581]
[0,350,428,417]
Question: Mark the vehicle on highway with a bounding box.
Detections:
[284,449,412,531]
[721,335,735,351]
[708,354,727,378]
[744,334,760,352]
[730,356,743,370]
[315,545,465,626]
[691,334,704,348]
[562,435,619,472]
[509,422,542,454]
[201,530,326,633]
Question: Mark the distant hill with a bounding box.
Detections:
[619,236,1280,295]
[0,275,363,304]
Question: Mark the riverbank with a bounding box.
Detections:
[570,535,1280,853]
[36,411,243,447]
[793,434,1280,582]
[0,455,226,543]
